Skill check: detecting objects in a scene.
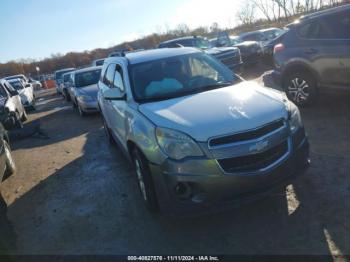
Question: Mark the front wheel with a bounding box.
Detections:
[21,110,28,122]
[4,140,16,177]
[102,116,114,144]
[132,149,158,213]
[283,71,317,106]
[77,103,85,117]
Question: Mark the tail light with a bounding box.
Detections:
[274,43,285,54]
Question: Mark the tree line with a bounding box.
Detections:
[0,0,348,79]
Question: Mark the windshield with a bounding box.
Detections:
[55,69,75,81]
[262,29,284,40]
[196,38,211,49]
[130,53,239,103]
[74,69,101,88]
[63,74,71,83]
[8,80,24,90]
[230,37,243,45]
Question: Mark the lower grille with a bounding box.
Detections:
[218,141,288,173]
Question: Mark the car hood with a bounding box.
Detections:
[76,84,99,98]
[138,81,288,142]
[234,41,258,47]
[205,46,238,55]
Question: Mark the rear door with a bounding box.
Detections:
[297,11,350,86]
[321,11,350,86]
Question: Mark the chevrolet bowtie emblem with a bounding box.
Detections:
[249,140,269,153]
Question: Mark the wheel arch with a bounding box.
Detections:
[282,62,320,86]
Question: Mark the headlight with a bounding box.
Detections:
[20,95,28,102]
[78,95,93,102]
[287,101,302,133]
[155,127,203,160]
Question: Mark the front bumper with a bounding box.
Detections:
[150,131,309,216]
[241,51,263,65]
[271,69,283,87]
[79,100,99,113]
[226,62,243,74]
[22,98,35,108]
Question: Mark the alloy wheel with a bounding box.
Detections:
[134,159,147,201]
[4,142,15,170]
[287,77,310,104]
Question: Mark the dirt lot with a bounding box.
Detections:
[0,65,350,256]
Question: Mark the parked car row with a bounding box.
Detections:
[9,5,347,216]
[158,36,243,73]
[54,67,101,116]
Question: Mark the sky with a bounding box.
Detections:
[0,0,243,63]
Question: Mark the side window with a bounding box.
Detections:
[321,12,350,39]
[298,22,321,39]
[189,57,218,80]
[103,64,116,87]
[113,65,125,92]
[0,84,8,98]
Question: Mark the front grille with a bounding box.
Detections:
[292,127,305,148]
[209,119,285,147]
[218,141,288,173]
[213,52,240,66]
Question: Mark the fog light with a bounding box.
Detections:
[174,182,192,199]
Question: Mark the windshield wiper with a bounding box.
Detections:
[197,82,233,92]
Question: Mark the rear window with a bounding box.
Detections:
[95,60,104,66]
[75,69,101,88]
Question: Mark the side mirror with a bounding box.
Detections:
[102,88,125,101]
[25,84,31,88]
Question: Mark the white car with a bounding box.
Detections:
[8,79,35,110]
[0,79,27,128]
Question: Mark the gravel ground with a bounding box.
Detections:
[0,65,349,256]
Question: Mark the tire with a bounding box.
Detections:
[64,90,71,102]
[131,148,158,213]
[4,140,16,177]
[21,110,28,122]
[15,112,23,129]
[102,116,114,144]
[77,103,85,117]
[283,70,317,106]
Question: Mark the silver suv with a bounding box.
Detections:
[98,48,309,215]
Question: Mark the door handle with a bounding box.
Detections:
[304,48,318,54]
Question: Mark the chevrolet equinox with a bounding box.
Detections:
[98,48,309,215]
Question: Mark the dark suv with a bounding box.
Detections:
[273,5,350,106]
[158,36,242,73]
